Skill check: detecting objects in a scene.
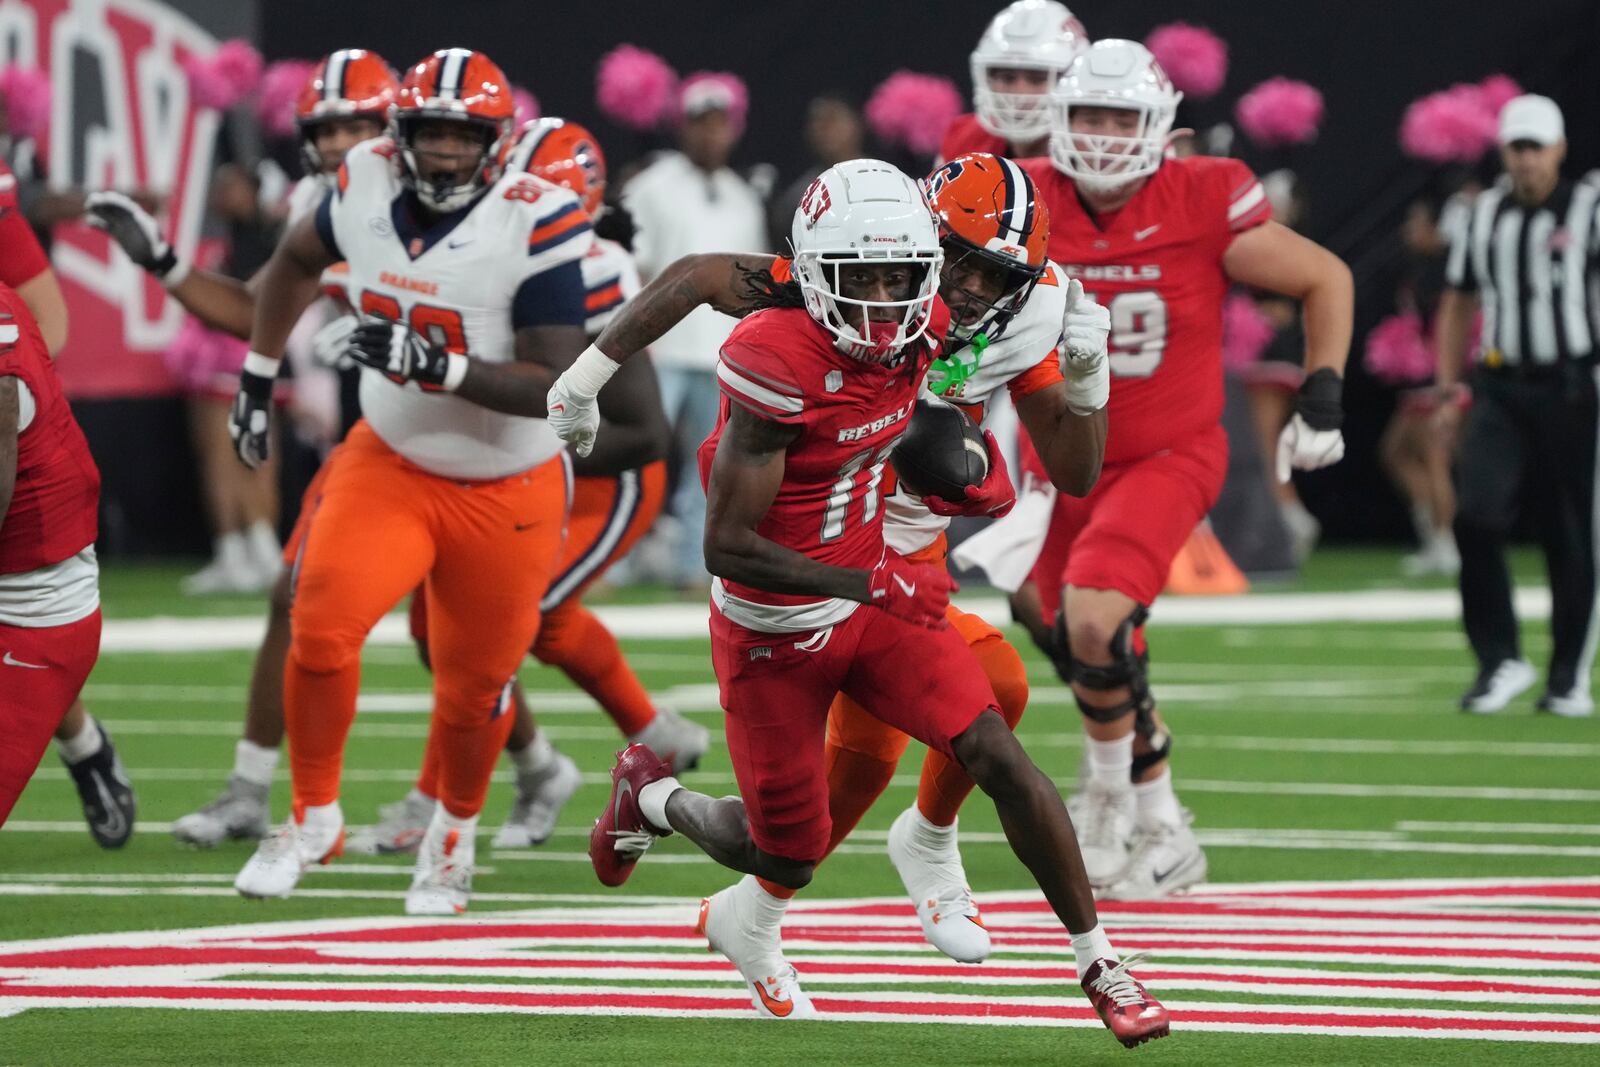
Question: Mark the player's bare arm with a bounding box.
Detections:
[1014,385,1105,496]
[1222,221,1354,378]
[248,214,341,363]
[0,375,17,526]
[594,252,789,362]
[445,323,588,417]
[571,354,671,477]
[704,404,872,603]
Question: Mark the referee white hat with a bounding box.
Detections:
[1499,94,1565,146]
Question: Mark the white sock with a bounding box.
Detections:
[1410,501,1436,544]
[1087,735,1133,788]
[736,873,790,929]
[1133,768,1184,831]
[435,806,478,834]
[245,519,282,573]
[56,715,104,764]
[636,776,682,833]
[1070,923,1117,973]
[297,801,343,843]
[510,733,558,775]
[232,739,279,787]
[216,529,249,569]
[408,786,437,805]
[908,805,958,845]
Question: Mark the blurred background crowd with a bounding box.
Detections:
[2,0,1597,594]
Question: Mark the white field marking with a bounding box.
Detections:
[0,885,725,903]
[96,587,1560,654]
[0,866,497,883]
[1219,628,1520,651]
[1398,821,1600,837]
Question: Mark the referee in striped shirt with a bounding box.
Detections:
[1436,95,1599,718]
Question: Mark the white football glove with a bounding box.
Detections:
[1276,369,1347,482]
[83,190,188,285]
[546,345,621,458]
[1060,278,1110,415]
[309,315,358,369]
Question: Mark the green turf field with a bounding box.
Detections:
[2,550,1597,1065]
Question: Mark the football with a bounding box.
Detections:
[891,397,990,504]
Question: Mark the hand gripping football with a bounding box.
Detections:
[891,397,989,504]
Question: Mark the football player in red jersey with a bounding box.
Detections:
[1012,40,1352,899]
[0,284,108,833]
[578,160,1166,1047]
[940,0,1088,163]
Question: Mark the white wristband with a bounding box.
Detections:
[563,344,622,399]
[441,352,470,392]
[159,255,192,290]
[241,350,280,379]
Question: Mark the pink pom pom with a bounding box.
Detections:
[0,66,51,140]
[865,71,963,156]
[1363,311,1436,384]
[183,39,263,110]
[513,86,540,125]
[1478,74,1523,118]
[164,316,248,395]
[1235,78,1323,147]
[256,59,315,139]
[1144,23,1228,100]
[1221,293,1276,371]
[1399,86,1497,163]
[596,45,678,131]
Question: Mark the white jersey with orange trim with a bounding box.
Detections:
[882,260,1070,556]
[324,138,593,479]
[581,236,639,337]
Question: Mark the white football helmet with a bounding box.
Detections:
[1049,40,1181,194]
[790,159,943,363]
[970,1,1089,145]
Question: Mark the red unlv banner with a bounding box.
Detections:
[2,0,225,397]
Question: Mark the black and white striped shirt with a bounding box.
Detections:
[1445,172,1600,368]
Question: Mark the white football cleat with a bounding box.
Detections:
[346,789,435,855]
[695,878,817,1020]
[1072,780,1136,887]
[1537,689,1595,718]
[492,753,582,847]
[173,776,271,848]
[1100,812,1207,901]
[885,807,989,963]
[234,808,343,899]
[406,815,474,916]
[629,706,711,774]
[1460,658,1537,714]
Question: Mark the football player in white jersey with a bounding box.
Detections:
[227,47,592,915]
[84,49,400,848]
[548,153,1113,1008]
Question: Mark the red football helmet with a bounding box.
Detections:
[502,118,607,219]
[394,48,516,212]
[922,153,1050,341]
[295,49,399,180]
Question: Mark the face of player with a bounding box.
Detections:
[1068,105,1143,150]
[308,116,386,174]
[987,66,1053,96]
[836,262,917,330]
[409,119,489,193]
[939,245,1013,327]
[1500,139,1565,202]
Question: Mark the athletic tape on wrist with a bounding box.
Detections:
[564,345,622,399]
[441,352,470,392]
[241,351,281,380]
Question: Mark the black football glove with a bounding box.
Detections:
[83,191,184,282]
[344,317,464,392]
[229,358,276,469]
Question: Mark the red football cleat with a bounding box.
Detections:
[1080,954,1170,1049]
[589,743,675,887]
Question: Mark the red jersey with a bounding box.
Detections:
[0,285,100,574]
[1021,156,1271,464]
[0,160,49,288]
[939,114,1011,164]
[698,302,950,633]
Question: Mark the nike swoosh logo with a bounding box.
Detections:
[549,402,566,414]
[89,769,128,841]
[753,978,795,1018]
[892,574,917,597]
[1151,861,1184,883]
[1134,224,1162,241]
[614,777,633,831]
[3,651,47,669]
[447,238,474,249]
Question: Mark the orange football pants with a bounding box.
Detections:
[285,420,568,819]
[757,535,1029,899]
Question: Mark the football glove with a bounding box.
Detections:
[867,555,955,629]
[1060,278,1110,415]
[83,191,188,285]
[344,317,467,392]
[229,352,278,469]
[1276,367,1346,482]
[309,314,358,369]
[547,345,622,458]
[921,429,1016,519]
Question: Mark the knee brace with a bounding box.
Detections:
[1130,703,1172,777]
[1059,605,1153,724]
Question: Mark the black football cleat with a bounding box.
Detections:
[62,722,137,849]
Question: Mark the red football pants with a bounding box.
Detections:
[0,609,102,827]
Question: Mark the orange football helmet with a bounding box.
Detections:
[394,48,516,212]
[922,153,1050,340]
[502,118,607,220]
[295,49,399,179]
